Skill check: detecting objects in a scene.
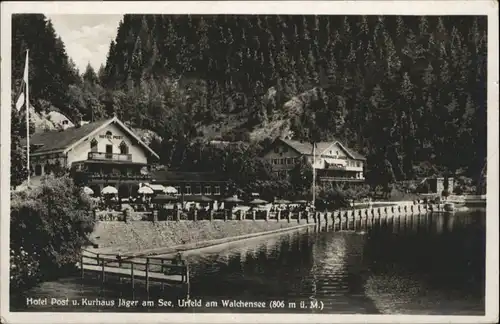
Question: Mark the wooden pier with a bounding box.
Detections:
[78,249,190,295]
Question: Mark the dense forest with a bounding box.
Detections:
[12,14,487,188]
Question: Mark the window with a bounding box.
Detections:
[175,186,181,195]
[357,161,361,167]
[283,146,288,153]
[90,138,98,152]
[185,185,191,195]
[336,150,339,156]
[106,131,112,137]
[106,144,113,154]
[119,141,129,155]
[205,186,212,195]
[194,185,201,195]
[214,186,221,195]
[274,146,279,153]
[35,165,42,176]
[280,158,285,165]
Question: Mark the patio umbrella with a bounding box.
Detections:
[248,198,268,205]
[102,186,118,195]
[224,196,244,203]
[164,186,178,194]
[146,184,166,193]
[82,186,94,195]
[137,186,154,195]
[186,195,213,203]
[152,194,178,203]
[275,199,291,204]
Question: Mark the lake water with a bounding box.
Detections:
[11,210,485,314]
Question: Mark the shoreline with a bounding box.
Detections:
[87,200,481,258]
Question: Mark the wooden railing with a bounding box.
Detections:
[79,249,189,293]
[92,202,437,223]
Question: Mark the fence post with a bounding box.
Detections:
[277,210,281,221]
[224,209,228,221]
[265,210,269,222]
[239,210,244,221]
[252,210,256,221]
[193,210,197,221]
[287,211,291,223]
[145,258,150,294]
[152,210,158,223]
[176,209,181,221]
[210,210,214,221]
[298,211,302,224]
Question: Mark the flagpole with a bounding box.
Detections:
[26,49,30,186]
[312,142,316,208]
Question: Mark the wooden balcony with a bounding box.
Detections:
[88,152,132,161]
[318,176,365,182]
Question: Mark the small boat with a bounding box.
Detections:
[429,203,455,213]
[443,203,455,212]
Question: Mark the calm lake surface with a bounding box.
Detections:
[11,210,485,314]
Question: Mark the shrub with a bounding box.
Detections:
[10,247,41,290]
[453,186,464,195]
[10,174,96,290]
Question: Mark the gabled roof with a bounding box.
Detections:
[26,117,159,160]
[26,119,109,154]
[275,138,366,160]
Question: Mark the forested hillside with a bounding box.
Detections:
[12,14,487,185]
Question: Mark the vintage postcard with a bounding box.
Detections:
[1,1,498,323]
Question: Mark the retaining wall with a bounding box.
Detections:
[90,220,301,254]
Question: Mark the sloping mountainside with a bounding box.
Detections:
[12,14,487,183]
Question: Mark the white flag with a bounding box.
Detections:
[15,92,25,111]
[15,51,29,111]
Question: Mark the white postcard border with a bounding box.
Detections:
[1,1,498,324]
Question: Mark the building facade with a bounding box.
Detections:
[28,117,160,196]
[150,170,228,199]
[262,138,366,182]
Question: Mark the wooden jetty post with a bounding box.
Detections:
[81,254,84,280]
[145,257,150,294]
[101,259,105,283]
[131,262,135,290]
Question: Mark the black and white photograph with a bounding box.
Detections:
[1,1,498,323]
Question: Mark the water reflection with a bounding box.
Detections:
[12,211,485,315]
